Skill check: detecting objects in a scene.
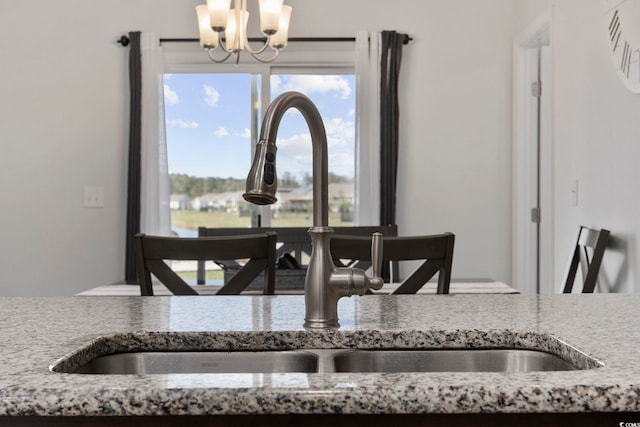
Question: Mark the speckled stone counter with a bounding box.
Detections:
[1,294,640,421]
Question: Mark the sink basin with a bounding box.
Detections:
[51,331,602,375]
[72,350,318,374]
[65,348,579,374]
[331,349,578,373]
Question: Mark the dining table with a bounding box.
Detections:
[76,279,519,296]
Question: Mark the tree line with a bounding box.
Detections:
[170,172,352,198]
[170,174,245,198]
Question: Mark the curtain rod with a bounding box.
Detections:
[117,34,412,47]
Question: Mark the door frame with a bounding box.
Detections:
[512,9,554,294]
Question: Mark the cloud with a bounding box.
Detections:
[168,119,198,129]
[275,117,354,160]
[271,75,283,93]
[324,117,354,147]
[276,132,354,178]
[164,84,180,105]
[276,133,313,166]
[274,75,352,99]
[328,152,355,173]
[234,128,251,138]
[213,126,229,137]
[204,85,220,107]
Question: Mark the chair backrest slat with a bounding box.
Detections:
[562,226,610,293]
[392,260,442,294]
[135,232,277,296]
[143,235,272,260]
[217,258,271,295]
[330,232,455,294]
[145,259,198,295]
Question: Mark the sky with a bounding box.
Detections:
[163,73,356,181]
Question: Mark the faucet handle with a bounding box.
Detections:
[370,232,384,290]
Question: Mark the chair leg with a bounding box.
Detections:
[134,235,154,296]
[582,230,610,293]
[562,248,581,293]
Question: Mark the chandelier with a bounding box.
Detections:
[196,0,292,64]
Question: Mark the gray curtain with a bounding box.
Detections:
[379,31,406,227]
[125,31,142,283]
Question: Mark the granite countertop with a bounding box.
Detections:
[1,294,639,417]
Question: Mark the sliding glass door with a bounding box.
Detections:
[163,70,356,236]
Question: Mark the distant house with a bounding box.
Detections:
[170,194,192,210]
[192,192,242,213]
[328,183,354,221]
[328,183,354,204]
[276,183,354,215]
[278,186,313,213]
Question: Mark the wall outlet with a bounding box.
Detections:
[83,186,104,208]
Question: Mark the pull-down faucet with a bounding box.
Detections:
[243,91,383,328]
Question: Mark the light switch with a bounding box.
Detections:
[83,186,104,208]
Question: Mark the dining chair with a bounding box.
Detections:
[562,226,610,293]
[330,232,455,294]
[196,225,399,284]
[134,232,277,296]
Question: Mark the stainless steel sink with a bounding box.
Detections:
[331,349,578,373]
[72,350,319,374]
[66,348,580,374]
[52,331,602,375]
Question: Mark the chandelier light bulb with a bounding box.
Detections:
[269,5,291,49]
[196,5,219,48]
[258,0,284,35]
[207,0,231,31]
[196,0,292,63]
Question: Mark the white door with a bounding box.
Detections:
[538,46,554,294]
[512,12,553,294]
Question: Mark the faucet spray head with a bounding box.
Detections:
[243,139,278,205]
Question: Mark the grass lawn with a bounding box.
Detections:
[171,210,353,231]
[177,270,224,281]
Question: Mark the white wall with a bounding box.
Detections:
[0,0,209,296]
[0,0,517,295]
[552,0,640,292]
[516,0,640,292]
[516,0,553,28]
[393,2,516,283]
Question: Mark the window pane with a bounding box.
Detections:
[270,74,355,227]
[164,73,258,238]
